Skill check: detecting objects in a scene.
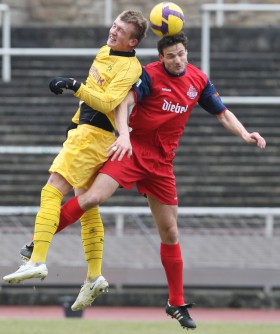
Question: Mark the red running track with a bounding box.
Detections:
[0,306,280,323]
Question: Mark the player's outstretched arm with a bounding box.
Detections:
[217,109,266,149]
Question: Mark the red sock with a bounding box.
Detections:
[160,242,185,306]
[55,196,85,233]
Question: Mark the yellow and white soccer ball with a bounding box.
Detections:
[149,2,185,37]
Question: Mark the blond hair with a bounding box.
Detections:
[118,10,148,45]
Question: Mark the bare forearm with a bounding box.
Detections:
[114,91,135,135]
[114,107,129,137]
[217,109,248,139]
[108,91,135,161]
[217,109,266,149]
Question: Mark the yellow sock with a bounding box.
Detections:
[31,183,64,263]
[80,207,104,280]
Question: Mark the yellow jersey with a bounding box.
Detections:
[72,45,142,130]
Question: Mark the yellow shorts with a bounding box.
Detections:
[49,124,116,189]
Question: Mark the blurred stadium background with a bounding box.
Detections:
[0,0,280,308]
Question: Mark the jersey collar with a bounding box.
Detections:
[109,49,136,57]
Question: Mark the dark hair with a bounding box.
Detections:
[157,31,188,55]
[119,10,148,45]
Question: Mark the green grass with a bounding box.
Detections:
[0,319,279,334]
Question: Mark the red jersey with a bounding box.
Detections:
[100,61,227,205]
[130,62,226,156]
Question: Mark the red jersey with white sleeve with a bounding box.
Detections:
[99,62,227,205]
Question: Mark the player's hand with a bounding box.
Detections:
[49,77,81,95]
[107,135,132,161]
[244,132,266,149]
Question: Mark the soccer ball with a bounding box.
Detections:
[149,2,185,37]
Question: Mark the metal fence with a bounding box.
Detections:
[201,3,280,76]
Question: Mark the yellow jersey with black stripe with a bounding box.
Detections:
[72,45,142,129]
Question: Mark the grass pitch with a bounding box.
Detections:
[0,319,279,334]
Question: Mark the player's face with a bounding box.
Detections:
[107,17,138,51]
[159,43,188,75]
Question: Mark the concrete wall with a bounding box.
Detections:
[2,0,280,27]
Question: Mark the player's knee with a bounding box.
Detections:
[160,225,179,244]
[82,192,102,210]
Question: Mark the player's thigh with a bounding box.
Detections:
[50,125,116,189]
[147,194,179,244]
[78,173,120,210]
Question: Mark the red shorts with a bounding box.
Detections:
[99,141,178,205]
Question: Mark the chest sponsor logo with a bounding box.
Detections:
[89,65,104,86]
[162,100,189,114]
[187,84,198,99]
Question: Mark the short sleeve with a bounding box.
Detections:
[198,80,227,115]
[132,67,152,101]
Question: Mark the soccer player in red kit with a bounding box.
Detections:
[8,32,266,329]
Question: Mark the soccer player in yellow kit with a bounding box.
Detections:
[4,10,148,310]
